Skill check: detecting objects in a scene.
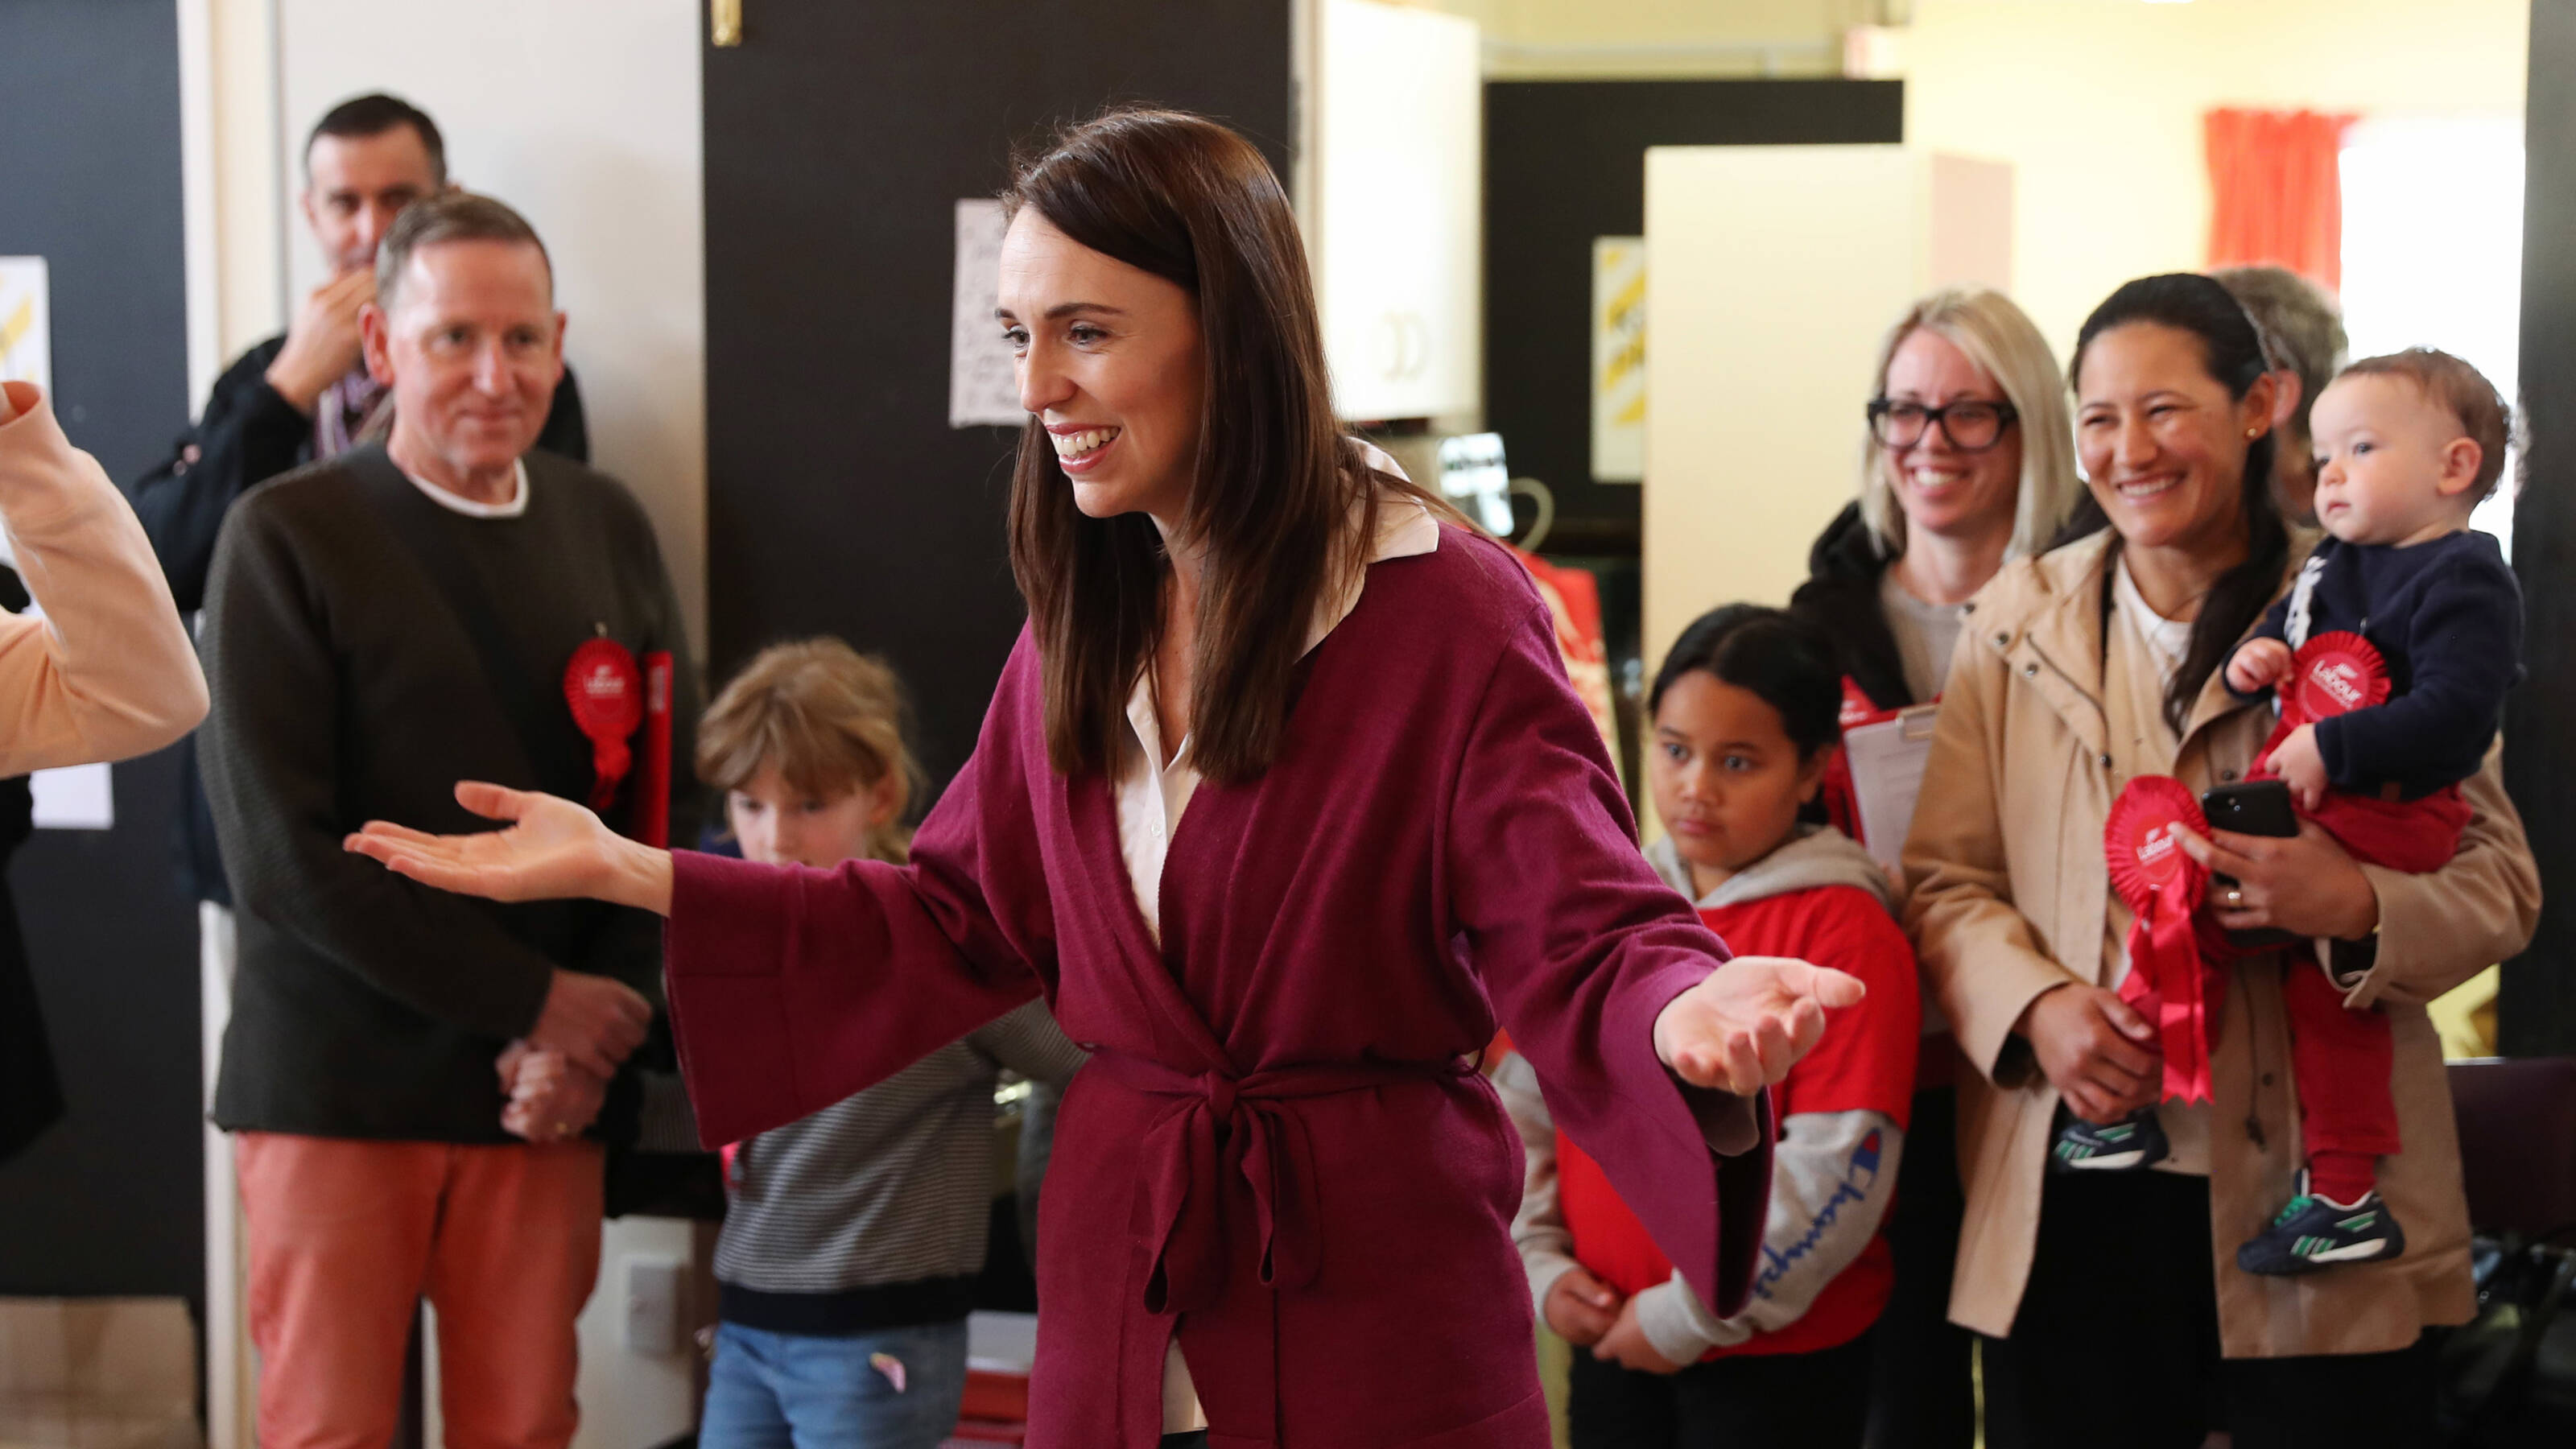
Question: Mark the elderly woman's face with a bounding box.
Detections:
[2074,321,2272,557]
[997,209,1205,526]
[1879,328,2022,547]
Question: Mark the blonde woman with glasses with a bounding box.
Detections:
[1787,286,2078,1449]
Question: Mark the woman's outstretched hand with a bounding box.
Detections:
[1653,956,1866,1096]
[344,781,675,915]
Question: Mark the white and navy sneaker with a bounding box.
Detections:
[2236,1171,2407,1275]
[2048,1107,2169,1173]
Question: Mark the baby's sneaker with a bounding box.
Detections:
[2048,1106,2169,1173]
[2236,1170,2407,1275]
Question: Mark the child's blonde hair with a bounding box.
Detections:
[696,638,923,865]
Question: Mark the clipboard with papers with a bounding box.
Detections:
[1843,703,1940,870]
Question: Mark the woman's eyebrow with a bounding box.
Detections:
[992,301,1132,323]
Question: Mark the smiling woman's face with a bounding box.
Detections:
[996,208,1206,528]
[1879,327,2023,547]
[2073,320,2268,557]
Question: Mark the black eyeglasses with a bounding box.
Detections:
[1868,398,2020,452]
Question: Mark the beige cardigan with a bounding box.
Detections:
[1905,530,2540,1358]
[0,383,207,774]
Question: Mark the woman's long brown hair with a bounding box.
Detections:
[1004,108,1450,783]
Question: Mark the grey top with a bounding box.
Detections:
[1878,568,1969,704]
[715,999,1087,1294]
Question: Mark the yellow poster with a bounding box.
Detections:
[1590,237,1643,483]
[0,258,49,393]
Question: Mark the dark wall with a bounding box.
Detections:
[702,1,1292,794]
[2503,0,2576,1055]
[1483,80,1904,555]
[0,0,204,1302]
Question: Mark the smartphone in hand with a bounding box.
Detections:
[2202,779,2297,844]
[2202,778,2297,946]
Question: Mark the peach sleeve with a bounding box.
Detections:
[0,382,208,775]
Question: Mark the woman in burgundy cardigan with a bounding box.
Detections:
[349,109,1861,1449]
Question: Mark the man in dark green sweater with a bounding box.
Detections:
[200,192,695,1449]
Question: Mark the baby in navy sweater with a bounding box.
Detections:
[2222,348,2522,1276]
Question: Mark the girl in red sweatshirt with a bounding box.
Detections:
[1500,604,1922,1447]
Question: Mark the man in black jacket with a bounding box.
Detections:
[131,92,585,909]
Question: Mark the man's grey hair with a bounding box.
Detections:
[2214,265,2347,443]
[375,191,554,312]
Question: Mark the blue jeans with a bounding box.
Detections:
[700,1319,968,1449]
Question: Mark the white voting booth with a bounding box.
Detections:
[1640,145,2012,850]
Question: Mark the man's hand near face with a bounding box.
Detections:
[265,270,378,415]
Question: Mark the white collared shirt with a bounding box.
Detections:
[2113,559,2190,674]
[1120,447,1439,1430]
[401,459,530,519]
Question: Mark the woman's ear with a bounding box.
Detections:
[2241,371,2284,441]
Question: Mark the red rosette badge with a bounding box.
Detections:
[2285,630,2390,728]
[2103,777,2219,1105]
[565,634,643,811]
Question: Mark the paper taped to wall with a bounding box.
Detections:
[1591,237,1644,484]
[0,257,50,394]
[4,604,115,829]
[949,200,1025,428]
[1845,704,1938,871]
[32,762,113,830]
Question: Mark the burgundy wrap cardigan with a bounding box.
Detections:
[664,526,1771,1447]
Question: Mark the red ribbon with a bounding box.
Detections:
[2277,630,2390,730]
[564,635,643,811]
[2103,777,2229,1105]
[2252,630,2468,873]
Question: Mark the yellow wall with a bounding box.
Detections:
[1906,0,2528,360]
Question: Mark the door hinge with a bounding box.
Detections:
[712,0,743,47]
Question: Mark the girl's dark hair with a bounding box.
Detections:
[1649,605,1843,758]
[2069,273,2289,734]
[1002,108,1452,783]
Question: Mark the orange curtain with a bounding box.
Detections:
[2204,108,2358,290]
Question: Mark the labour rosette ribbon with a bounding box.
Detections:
[2104,776,2230,1105]
[2254,629,2469,873]
[564,634,643,812]
[2281,631,2391,730]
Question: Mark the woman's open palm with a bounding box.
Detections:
[345,782,625,903]
[1653,956,1867,1096]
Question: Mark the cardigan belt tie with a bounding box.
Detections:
[1089,1050,1474,1318]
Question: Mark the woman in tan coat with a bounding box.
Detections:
[1904,275,2538,1447]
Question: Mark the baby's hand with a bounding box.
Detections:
[2269,724,2328,811]
[2227,638,2294,695]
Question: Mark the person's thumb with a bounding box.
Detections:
[1759,956,1867,1009]
[2101,992,2157,1042]
[454,780,528,823]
